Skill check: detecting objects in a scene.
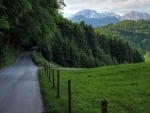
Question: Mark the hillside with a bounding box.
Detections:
[39,62,150,113]
[0,0,144,68]
[96,20,150,52]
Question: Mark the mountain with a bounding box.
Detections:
[122,11,150,20]
[72,9,120,19]
[73,9,101,19]
[70,9,150,27]
[71,15,120,27]
[70,9,120,27]
[0,1,144,69]
[96,20,150,52]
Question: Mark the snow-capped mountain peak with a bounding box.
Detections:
[74,9,101,19]
[72,9,120,19]
[70,9,150,27]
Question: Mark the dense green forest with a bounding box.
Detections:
[96,20,150,52]
[0,0,144,68]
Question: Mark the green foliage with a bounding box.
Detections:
[0,17,9,29]
[38,63,150,113]
[0,45,20,68]
[96,20,150,52]
[31,51,48,66]
[0,0,144,68]
[144,51,150,62]
[0,0,57,66]
[53,17,144,67]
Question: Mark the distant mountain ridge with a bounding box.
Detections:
[70,9,150,27]
[71,15,120,27]
[122,11,150,21]
[72,9,119,19]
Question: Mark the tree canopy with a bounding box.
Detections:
[96,20,150,52]
[0,0,144,67]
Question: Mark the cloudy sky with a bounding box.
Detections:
[62,0,150,17]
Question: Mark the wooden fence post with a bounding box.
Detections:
[47,64,49,78]
[46,64,48,77]
[45,63,46,74]
[68,80,72,113]
[49,66,51,82]
[57,70,60,98]
[101,100,107,113]
[52,69,55,88]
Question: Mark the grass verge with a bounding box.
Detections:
[38,62,150,113]
[31,51,48,66]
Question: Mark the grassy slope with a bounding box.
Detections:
[32,51,48,66]
[38,62,150,113]
[144,52,150,63]
[32,51,62,68]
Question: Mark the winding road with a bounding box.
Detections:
[0,52,43,113]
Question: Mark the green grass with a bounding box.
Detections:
[32,51,62,68]
[32,51,48,66]
[144,51,150,63]
[38,62,150,113]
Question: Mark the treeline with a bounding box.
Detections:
[52,19,144,67]
[0,0,144,68]
[96,20,150,52]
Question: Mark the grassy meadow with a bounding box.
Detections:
[38,62,150,113]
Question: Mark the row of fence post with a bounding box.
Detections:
[44,63,108,113]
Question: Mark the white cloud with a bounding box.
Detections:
[63,0,150,17]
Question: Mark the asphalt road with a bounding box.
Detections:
[0,52,43,113]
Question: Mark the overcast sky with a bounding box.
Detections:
[62,0,150,17]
